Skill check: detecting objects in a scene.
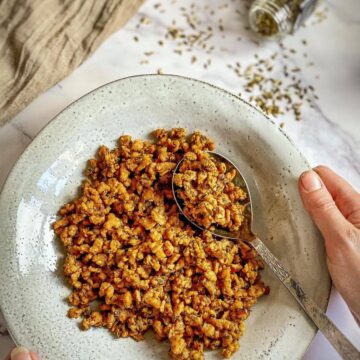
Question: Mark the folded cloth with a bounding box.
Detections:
[0,0,144,126]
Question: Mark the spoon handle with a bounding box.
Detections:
[251,237,360,360]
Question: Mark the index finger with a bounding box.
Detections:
[314,166,360,223]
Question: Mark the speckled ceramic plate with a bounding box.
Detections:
[0,75,330,360]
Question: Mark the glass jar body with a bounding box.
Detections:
[249,0,318,39]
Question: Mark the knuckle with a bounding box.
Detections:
[307,193,336,214]
[345,226,360,250]
[345,194,360,225]
[346,208,360,228]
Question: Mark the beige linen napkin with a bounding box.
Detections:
[0,0,144,126]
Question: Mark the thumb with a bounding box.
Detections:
[298,170,350,241]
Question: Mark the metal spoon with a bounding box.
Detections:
[172,151,359,360]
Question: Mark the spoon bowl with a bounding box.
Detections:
[172,151,254,241]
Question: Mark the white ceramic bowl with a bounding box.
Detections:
[0,75,330,360]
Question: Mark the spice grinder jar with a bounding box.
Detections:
[249,0,318,38]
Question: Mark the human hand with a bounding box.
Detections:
[299,166,360,324]
[5,347,40,360]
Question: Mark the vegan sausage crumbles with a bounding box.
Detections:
[53,128,268,359]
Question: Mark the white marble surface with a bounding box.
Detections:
[0,0,359,359]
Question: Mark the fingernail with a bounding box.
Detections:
[301,170,322,192]
[11,347,32,360]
